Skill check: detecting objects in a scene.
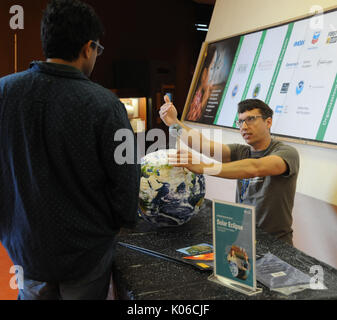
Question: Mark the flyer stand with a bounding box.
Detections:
[208,199,262,296]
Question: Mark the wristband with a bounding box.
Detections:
[169,124,183,137]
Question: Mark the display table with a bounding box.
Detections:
[113,199,337,300]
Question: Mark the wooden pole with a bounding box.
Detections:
[14,33,18,73]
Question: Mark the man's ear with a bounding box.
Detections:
[82,41,92,59]
[266,117,272,129]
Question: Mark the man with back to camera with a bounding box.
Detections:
[0,0,140,300]
[160,97,299,246]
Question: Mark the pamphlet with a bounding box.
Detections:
[255,252,327,295]
[176,244,214,270]
[182,252,214,270]
[176,243,213,256]
[183,253,214,261]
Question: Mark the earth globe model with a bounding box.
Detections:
[138,149,206,227]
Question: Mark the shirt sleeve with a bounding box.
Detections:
[99,99,141,228]
[271,144,300,177]
[228,143,251,162]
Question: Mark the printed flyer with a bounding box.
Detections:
[176,244,214,270]
[211,199,260,293]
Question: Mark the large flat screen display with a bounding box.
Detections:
[183,8,337,146]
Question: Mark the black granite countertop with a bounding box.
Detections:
[113,200,337,300]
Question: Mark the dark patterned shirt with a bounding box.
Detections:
[0,61,140,281]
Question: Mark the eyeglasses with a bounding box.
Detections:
[235,115,264,128]
[91,41,104,56]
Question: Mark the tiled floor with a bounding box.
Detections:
[0,243,18,300]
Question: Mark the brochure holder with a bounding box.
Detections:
[208,274,262,296]
[208,199,262,296]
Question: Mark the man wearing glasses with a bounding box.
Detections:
[0,0,140,299]
[160,97,299,246]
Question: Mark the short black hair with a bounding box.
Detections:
[41,0,104,61]
[238,99,273,119]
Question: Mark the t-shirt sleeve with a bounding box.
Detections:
[271,144,300,177]
[228,143,251,162]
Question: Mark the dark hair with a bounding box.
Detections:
[41,0,104,61]
[238,99,273,119]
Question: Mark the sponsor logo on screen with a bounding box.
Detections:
[312,31,321,45]
[296,81,304,95]
[258,60,274,71]
[275,105,284,114]
[296,106,310,115]
[232,85,239,97]
[294,40,305,47]
[309,84,325,90]
[280,83,290,94]
[326,31,337,44]
[253,83,261,98]
[285,61,299,69]
[237,64,248,74]
[301,60,312,68]
[317,59,333,67]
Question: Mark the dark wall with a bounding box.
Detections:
[0,0,213,129]
[84,0,203,128]
[0,1,47,77]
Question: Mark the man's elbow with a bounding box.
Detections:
[248,160,263,178]
[252,159,287,177]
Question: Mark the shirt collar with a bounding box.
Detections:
[29,61,90,81]
[250,139,274,158]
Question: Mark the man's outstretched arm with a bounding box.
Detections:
[169,151,288,179]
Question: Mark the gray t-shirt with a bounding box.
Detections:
[228,139,300,245]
